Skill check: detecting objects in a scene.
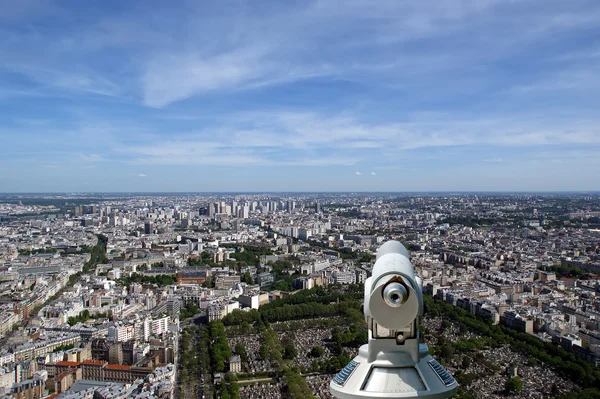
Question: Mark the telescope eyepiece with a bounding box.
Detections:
[383,282,408,308]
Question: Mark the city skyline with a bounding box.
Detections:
[1,0,600,192]
[2,191,600,195]
[0,192,599,398]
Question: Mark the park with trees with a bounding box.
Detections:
[179,282,600,398]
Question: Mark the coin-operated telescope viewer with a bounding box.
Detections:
[330,240,457,399]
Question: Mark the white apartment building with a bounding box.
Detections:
[108,325,136,342]
[151,316,170,336]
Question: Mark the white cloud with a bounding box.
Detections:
[137,173,147,177]
[141,46,270,107]
[2,0,600,189]
[134,1,600,107]
[78,153,106,163]
[3,64,121,97]
[243,111,600,150]
[2,0,599,109]
[355,171,362,175]
[7,106,600,173]
[109,109,600,167]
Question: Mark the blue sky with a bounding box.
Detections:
[1,0,600,192]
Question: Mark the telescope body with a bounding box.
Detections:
[330,241,457,399]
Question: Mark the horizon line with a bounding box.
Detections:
[1,191,600,195]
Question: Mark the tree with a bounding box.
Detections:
[234,343,248,363]
[505,376,523,393]
[461,356,471,369]
[282,336,297,360]
[224,371,238,383]
[332,341,343,356]
[283,344,298,360]
[202,276,215,288]
[273,280,292,291]
[209,321,232,373]
[243,271,253,284]
[234,343,246,356]
[440,344,455,360]
[258,344,269,360]
[310,346,325,358]
[440,320,450,331]
[180,302,199,319]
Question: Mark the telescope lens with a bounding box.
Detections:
[383,282,408,308]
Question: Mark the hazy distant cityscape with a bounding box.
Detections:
[0,192,598,398]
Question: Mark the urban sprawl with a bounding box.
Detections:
[0,193,599,399]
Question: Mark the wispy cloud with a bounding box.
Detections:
[78,153,106,163]
[141,46,272,107]
[4,0,596,106]
[137,1,600,106]
[355,171,362,175]
[1,1,600,191]
[5,108,600,171]
[1,64,121,97]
